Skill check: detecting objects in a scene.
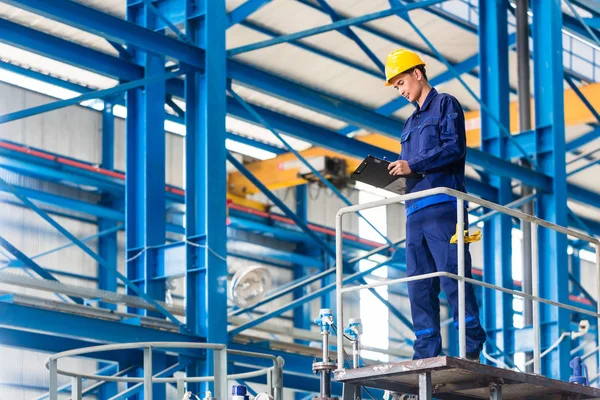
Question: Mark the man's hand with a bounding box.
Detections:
[388,160,412,176]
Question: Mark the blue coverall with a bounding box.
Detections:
[399,88,486,359]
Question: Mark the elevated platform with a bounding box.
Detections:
[334,356,600,399]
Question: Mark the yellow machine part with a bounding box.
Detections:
[227,147,362,196]
[226,192,268,212]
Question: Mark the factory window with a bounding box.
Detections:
[358,190,389,362]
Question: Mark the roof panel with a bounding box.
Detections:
[0,43,117,89]
[0,3,117,57]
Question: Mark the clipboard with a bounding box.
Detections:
[351,155,424,195]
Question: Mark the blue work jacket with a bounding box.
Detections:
[398,88,468,216]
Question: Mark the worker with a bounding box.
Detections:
[385,49,486,363]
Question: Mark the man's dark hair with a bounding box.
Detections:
[408,65,428,81]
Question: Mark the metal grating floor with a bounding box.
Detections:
[334,356,600,399]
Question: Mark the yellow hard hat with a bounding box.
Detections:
[384,49,426,86]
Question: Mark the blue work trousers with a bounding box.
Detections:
[406,202,486,359]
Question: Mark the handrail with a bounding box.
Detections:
[335,187,600,377]
[45,342,284,400]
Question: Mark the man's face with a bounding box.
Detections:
[389,69,422,103]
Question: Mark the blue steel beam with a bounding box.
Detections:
[0,183,124,221]
[184,0,228,393]
[227,133,286,155]
[228,153,336,259]
[564,73,600,124]
[567,146,600,165]
[228,64,405,137]
[0,62,281,158]
[0,0,205,69]
[143,0,190,43]
[107,39,134,61]
[99,100,118,312]
[0,302,202,352]
[228,0,272,27]
[563,10,600,47]
[479,0,514,365]
[0,198,97,226]
[0,236,84,304]
[293,184,312,345]
[0,174,181,325]
[568,159,600,176]
[0,18,141,81]
[0,327,141,365]
[20,225,121,264]
[239,20,382,80]
[296,0,479,81]
[532,0,571,379]
[126,0,168,334]
[314,0,385,74]
[0,68,185,124]
[127,0,193,32]
[228,0,447,56]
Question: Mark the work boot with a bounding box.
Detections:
[466,350,481,363]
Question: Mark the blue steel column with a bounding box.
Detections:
[98,100,118,308]
[126,2,167,398]
[98,100,118,400]
[125,0,167,313]
[479,0,514,364]
[531,0,570,379]
[294,184,312,346]
[184,0,228,393]
[98,100,118,311]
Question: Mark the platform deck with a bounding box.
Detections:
[334,356,600,399]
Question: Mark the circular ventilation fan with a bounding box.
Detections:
[229,266,272,307]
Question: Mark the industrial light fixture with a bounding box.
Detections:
[229,265,272,307]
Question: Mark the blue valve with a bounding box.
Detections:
[314,308,334,333]
[569,356,589,386]
[344,318,363,341]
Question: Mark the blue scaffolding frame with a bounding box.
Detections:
[0,0,600,395]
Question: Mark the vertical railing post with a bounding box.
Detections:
[49,359,58,400]
[144,346,153,399]
[213,347,228,400]
[532,222,541,374]
[273,356,284,400]
[457,198,466,358]
[336,212,344,369]
[177,377,185,399]
[596,243,600,363]
[71,376,82,400]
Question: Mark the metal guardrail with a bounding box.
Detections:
[45,342,284,400]
[335,187,600,375]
